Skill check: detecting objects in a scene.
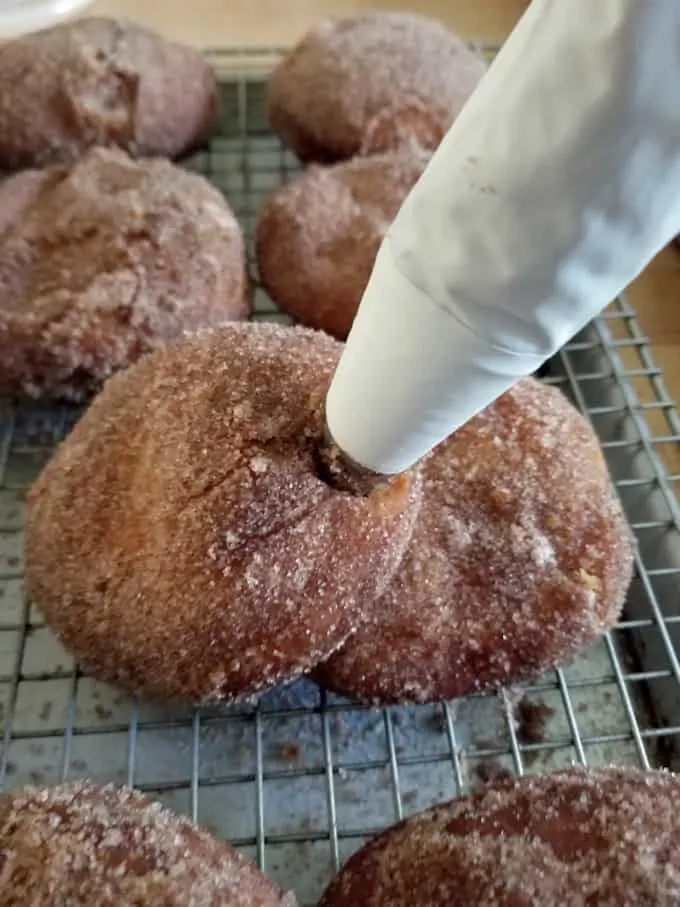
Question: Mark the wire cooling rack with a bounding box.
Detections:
[1,46,680,905]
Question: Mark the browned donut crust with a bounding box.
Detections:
[314,379,634,704]
[255,152,428,340]
[0,780,296,906]
[0,17,218,170]
[318,767,680,906]
[25,322,421,703]
[358,97,452,157]
[0,146,249,401]
[0,170,46,239]
[266,12,486,163]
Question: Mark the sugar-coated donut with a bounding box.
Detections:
[314,378,633,704]
[25,322,421,703]
[318,767,680,906]
[266,12,486,163]
[0,780,296,906]
[0,146,249,401]
[0,17,218,170]
[255,152,428,339]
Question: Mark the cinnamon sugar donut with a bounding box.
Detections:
[25,322,421,703]
[266,12,486,163]
[318,768,680,906]
[0,146,249,401]
[255,152,428,339]
[0,17,218,170]
[0,780,296,906]
[314,379,633,704]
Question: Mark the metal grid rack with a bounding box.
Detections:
[1,46,680,905]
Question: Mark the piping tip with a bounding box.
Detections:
[316,420,393,496]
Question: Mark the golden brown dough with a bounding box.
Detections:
[315,378,634,704]
[25,322,421,703]
[0,780,296,906]
[318,768,680,906]
[0,17,218,169]
[0,146,249,401]
[255,152,427,340]
[266,12,486,163]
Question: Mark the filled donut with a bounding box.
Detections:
[0,16,218,169]
[318,767,680,906]
[0,146,249,400]
[266,12,486,162]
[255,152,427,339]
[0,780,296,905]
[314,378,634,704]
[25,322,421,703]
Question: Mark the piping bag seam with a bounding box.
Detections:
[380,235,547,366]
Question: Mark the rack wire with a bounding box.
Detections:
[0,46,679,905]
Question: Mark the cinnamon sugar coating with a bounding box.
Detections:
[318,768,680,906]
[315,379,634,704]
[25,323,421,703]
[359,97,452,157]
[0,780,296,906]
[0,17,218,169]
[0,146,249,401]
[255,152,427,340]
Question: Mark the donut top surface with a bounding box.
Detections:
[358,97,451,156]
[0,780,296,905]
[0,146,247,398]
[318,768,680,906]
[267,12,487,162]
[0,16,218,168]
[0,145,241,316]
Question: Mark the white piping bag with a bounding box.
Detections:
[325,0,680,478]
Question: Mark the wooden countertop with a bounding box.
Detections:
[89,0,530,47]
[88,0,679,472]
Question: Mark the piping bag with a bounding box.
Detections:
[321,0,680,492]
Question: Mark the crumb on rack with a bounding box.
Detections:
[474,759,513,784]
[278,742,301,763]
[515,698,554,744]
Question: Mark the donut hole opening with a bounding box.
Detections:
[311,430,397,497]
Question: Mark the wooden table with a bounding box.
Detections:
[90,0,530,47]
[89,0,680,470]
